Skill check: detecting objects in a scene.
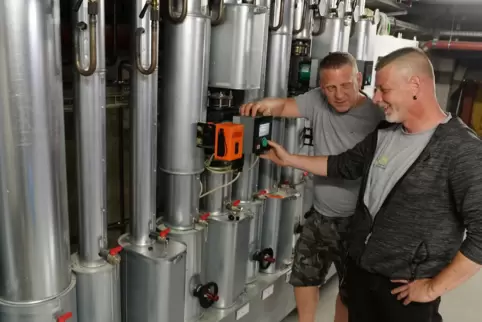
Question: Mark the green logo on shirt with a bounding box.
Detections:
[376,155,389,168]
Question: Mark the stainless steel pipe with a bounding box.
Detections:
[130,0,160,245]
[159,0,211,229]
[73,0,107,267]
[0,0,71,302]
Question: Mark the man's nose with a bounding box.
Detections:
[372,90,381,104]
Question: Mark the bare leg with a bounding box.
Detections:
[295,286,319,322]
[334,294,348,322]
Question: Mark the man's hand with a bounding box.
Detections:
[260,140,291,166]
[391,279,439,305]
[240,101,272,117]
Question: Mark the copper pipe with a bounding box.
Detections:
[270,0,285,31]
[75,15,98,76]
[211,0,225,26]
[136,0,159,75]
[168,0,187,24]
[422,40,482,51]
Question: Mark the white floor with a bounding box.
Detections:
[282,271,482,322]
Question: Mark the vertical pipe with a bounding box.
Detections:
[159,0,211,230]
[130,0,159,244]
[0,0,71,302]
[74,0,108,267]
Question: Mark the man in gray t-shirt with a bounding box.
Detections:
[240,52,383,322]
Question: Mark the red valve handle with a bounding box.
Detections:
[258,189,267,195]
[303,171,308,176]
[159,228,171,239]
[200,213,210,221]
[206,293,219,301]
[109,246,123,256]
[57,312,73,322]
[232,200,240,206]
[264,256,276,263]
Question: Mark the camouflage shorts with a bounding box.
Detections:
[289,208,351,303]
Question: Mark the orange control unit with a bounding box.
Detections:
[214,123,244,161]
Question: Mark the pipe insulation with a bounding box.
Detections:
[0,0,71,302]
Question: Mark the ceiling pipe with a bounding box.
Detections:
[438,30,482,38]
[422,40,482,51]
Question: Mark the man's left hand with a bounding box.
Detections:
[391,279,439,305]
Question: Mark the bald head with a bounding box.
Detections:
[375,47,435,81]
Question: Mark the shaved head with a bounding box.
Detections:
[375,47,435,81]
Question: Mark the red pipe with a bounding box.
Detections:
[422,40,482,51]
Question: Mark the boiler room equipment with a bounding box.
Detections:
[0,0,77,320]
[288,0,314,96]
[119,2,188,321]
[158,0,221,320]
[71,0,122,321]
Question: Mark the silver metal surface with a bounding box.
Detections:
[244,0,271,102]
[232,155,260,201]
[340,0,352,51]
[0,276,77,322]
[311,17,343,59]
[293,0,313,40]
[73,0,108,267]
[349,18,377,60]
[163,173,200,230]
[130,0,159,245]
[160,9,211,229]
[201,170,234,215]
[199,268,295,322]
[265,0,295,98]
[71,254,120,322]
[260,187,301,274]
[205,212,252,309]
[280,118,305,184]
[209,3,267,90]
[158,224,208,322]
[118,234,187,322]
[0,0,71,302]
[258,118,285,191]
[242,200,266,284]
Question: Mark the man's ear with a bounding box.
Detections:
[409,75,421,95]
[356,72,363,89]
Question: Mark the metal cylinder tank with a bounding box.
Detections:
[209,2,268,90]
[118,234,187,322]
[340,0,353,52]
[265,0,296,98]
[201,170,234,215]
[260,187,301,274]
[280,118,306,183]
[71,0,121,320]
[159,0,211,230]
[232,155,260,201]
[205,211,252,308]
[0,0,77,319]
[349,18,377,61]
[0,0,71,303]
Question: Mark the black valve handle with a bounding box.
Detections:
[194,282,219,309]
[254,248,275,270]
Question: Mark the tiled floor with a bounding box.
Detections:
[283,271,482,322]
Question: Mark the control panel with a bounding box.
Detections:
[233,115,272,155]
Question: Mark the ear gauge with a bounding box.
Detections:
[413,95,417,100]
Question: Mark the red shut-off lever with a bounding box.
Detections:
[57,312,73,322]
[200,213,210,221]
[109,246,123,256]
[258,189,268,195]
[159,228,171,239]
[206,293,219,301]
[264,256,276,263]
[303,172,308,176]
[232,200,240,207]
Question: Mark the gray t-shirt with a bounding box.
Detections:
[295,88,384,217]
[364,114,452,217]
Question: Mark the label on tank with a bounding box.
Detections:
[236,303,250,320]
[259,123,270,137]
[262,285,274,300]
